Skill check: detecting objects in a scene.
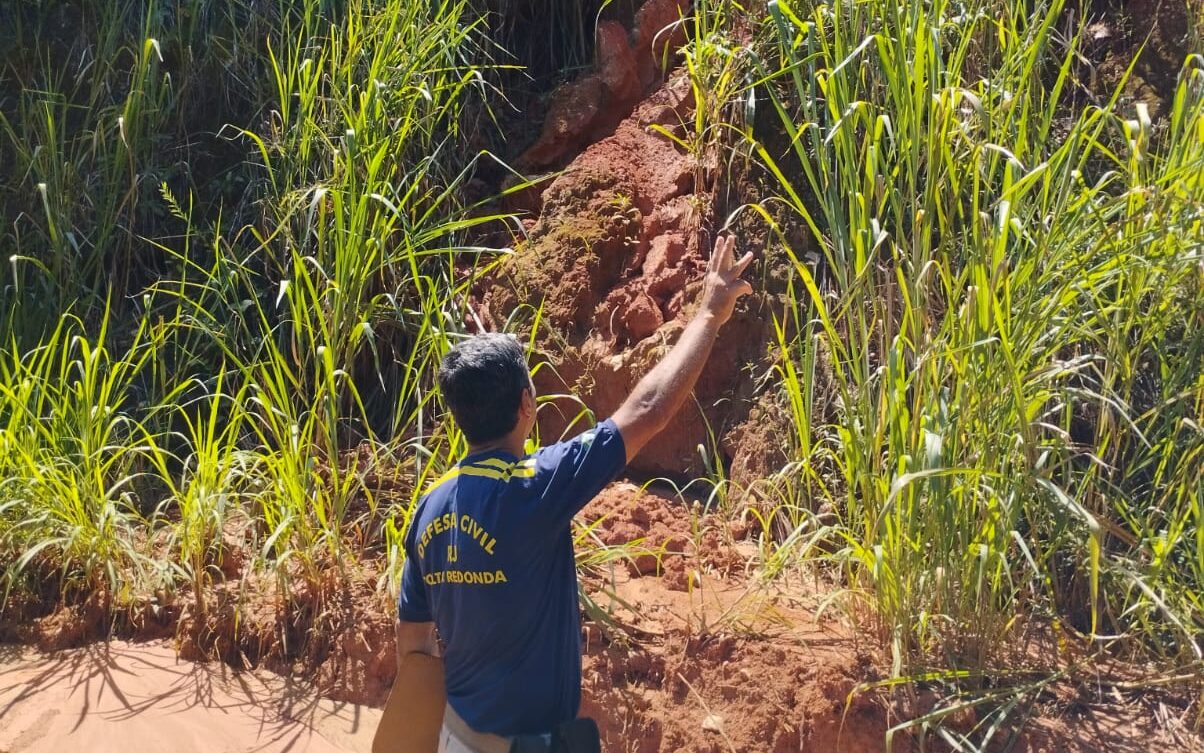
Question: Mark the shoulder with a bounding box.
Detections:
[405,471,455,536]
[532,419,625,473]
[421,464,462,498]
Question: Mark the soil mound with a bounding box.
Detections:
[577,483,896,753]
[478,71,773,478]
[583,631,895,753]
[581,480,749,590]
[516,0,691,170]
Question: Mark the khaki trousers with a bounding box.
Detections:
[440,704,511,753]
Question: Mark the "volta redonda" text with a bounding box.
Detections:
[423,569,509,586]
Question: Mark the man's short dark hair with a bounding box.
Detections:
[437,334,531,445]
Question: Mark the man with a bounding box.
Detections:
[395,236,752,752]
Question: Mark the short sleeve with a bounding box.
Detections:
[398,520,431,622]
[532,418,627,531]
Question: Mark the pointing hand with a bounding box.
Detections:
[699,234,753,324]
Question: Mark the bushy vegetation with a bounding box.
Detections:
[696,0,1202,739]
[0,0,507,614]
[1,0,1202,744]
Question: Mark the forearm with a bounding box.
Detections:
[613,311,723,459]
[629,312,722,418]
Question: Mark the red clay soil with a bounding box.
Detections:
[477,67,777,479]
[577,483,900,753]
[581,480,750,588]
[5,482,1203,752]
[581,615,897,753]
[516,0,691,170]
[468,2,778,482]
[472,1,803,483]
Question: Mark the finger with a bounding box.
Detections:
[717,234,734,273]
[734,279,753,299]
[707,235,723,275]
[729,251,754,278]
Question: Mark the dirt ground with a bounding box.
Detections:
[577,484,899,753]
[3,483,1201,753]
[577,485,1204,753]
[0,641,381,753]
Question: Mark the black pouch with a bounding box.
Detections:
[508,733,554,753]
[555,718,601,753]
[509,718,601,753]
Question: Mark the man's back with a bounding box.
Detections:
[399,421,627,737]
[388,236,751,751]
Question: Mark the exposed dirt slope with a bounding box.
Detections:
[478,69,775,479]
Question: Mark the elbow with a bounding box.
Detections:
[618,394,666,437]
[613,395,674,463]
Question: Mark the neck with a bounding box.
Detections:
[466,432,526,459]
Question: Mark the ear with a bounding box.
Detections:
[519,387,536,418]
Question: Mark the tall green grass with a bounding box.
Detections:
[725,0,1203,697]
[0,307,165,600]
[0,0,506,628]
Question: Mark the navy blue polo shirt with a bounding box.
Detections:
[397,419,627,736]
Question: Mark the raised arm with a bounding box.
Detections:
[611,235,753,462]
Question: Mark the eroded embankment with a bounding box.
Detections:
[479,76,770,479]
[475,4,786,482]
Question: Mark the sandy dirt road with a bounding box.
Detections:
[0,640,381,753]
